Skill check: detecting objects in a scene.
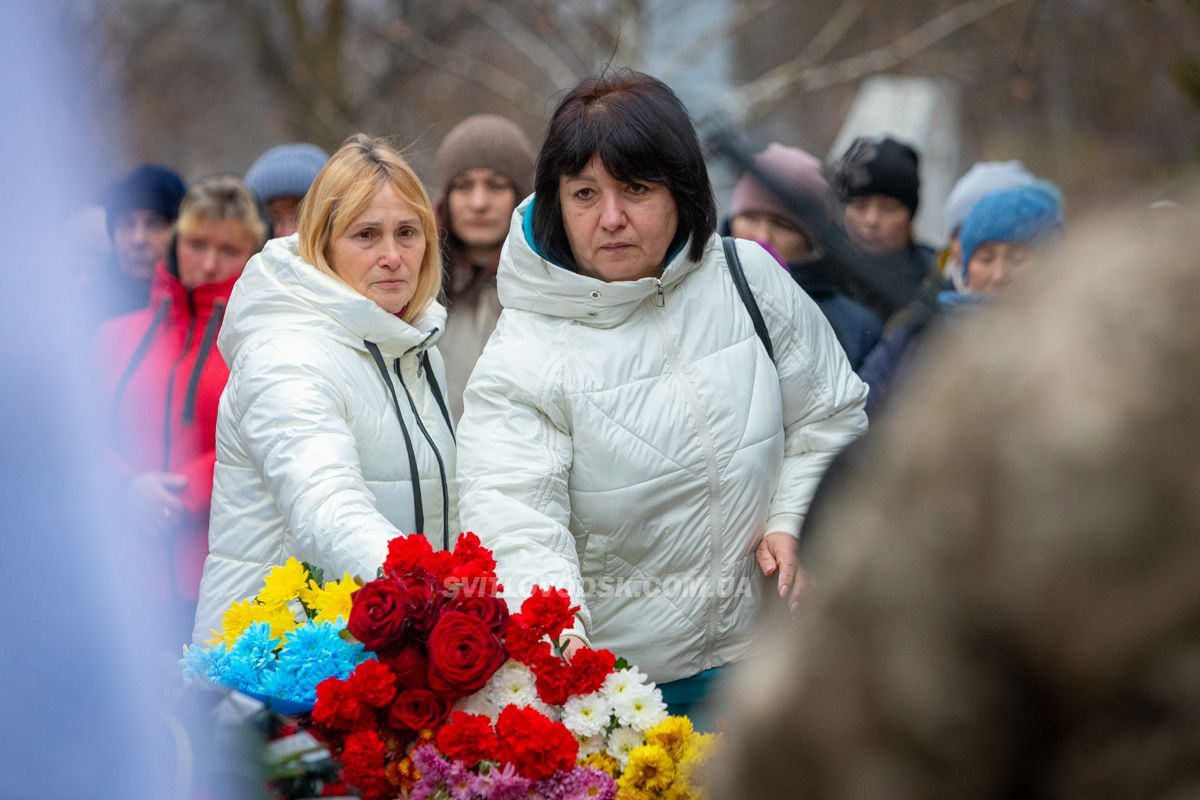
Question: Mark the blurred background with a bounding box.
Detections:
[60,0,1200,237]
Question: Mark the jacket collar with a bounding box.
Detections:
[218,235,446,364]
[148,261,239,321]
[498,195,710,328]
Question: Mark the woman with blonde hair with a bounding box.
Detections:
[193,134,456,642]
[95,174,265,635]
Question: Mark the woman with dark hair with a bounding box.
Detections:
[456,70,868,721]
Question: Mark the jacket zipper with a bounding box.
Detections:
[161,298,198,472]
[654,278,665,307]
[395,356,451,552]
[650,293,724,670]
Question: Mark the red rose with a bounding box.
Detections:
[388,688,450,732]
[495,705,578,781]
[396,570,445,636]
[427,611,506,696]
[346,659,397,708]
[312,677,372,731]
[567,647,617,697]
[347,578,410,650]
[444,592,510,635]
[378,641,429,691]
[436,711,499,768]
[519,586,578,639]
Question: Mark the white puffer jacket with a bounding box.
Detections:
[456,198,868,682]
[192,237,458,643]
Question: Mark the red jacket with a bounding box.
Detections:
[94,262,237,602]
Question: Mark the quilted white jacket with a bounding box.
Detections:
[192,236,458,643]
[456,198,868,682]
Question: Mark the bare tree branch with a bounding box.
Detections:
[795,0,865,67]
[464,0,580,89]
[658,0,777,84]
[731,0,1029,122]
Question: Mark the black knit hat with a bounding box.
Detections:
[102,163,187,237]
[833,136,921,216]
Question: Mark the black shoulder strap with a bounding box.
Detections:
[421,350,455,440]
[722,236,775,364]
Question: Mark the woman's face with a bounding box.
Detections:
[730,211,812,263]
[447,168,517,257]
[966,241,1032,294]
[559,154,678,282]
[176,218,256,290]
[843,194,911,255]
[326,181,426,314]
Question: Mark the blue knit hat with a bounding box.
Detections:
[959,182,1064,278]
[244,143,329,204]
[943,160,1036,241]
[102,163,186,237]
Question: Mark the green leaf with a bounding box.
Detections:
[614,657,630,671]
[301,561,325,588]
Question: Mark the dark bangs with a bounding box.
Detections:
[532,70,716,270]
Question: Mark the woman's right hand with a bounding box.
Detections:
[127,472,189,536]
[558,634,588,661]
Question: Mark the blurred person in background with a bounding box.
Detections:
[833,135,940,324]
[434,114,535,421]
[727,143,882,370]
[98,163,187,321]
[244,142,329,239]
[456,70,868,725]
[858,183,1063,418]
[193,134,456,643]
[707,193,1200,800]
[94,175,266,637]
[940,160,1037,284]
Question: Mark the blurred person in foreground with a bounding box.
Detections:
[832,135,940,324]
[727,143,882,370]
[94,175,265,637]
[193,134,456,644]
[456,70,868,724]
[98,163,187,320]
[859,183,1063,418]
[939,160,1036,284]
[707,194,1200,800]
[434,114,535,421]
[244,142,329,239]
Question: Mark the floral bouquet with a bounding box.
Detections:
[181,559,370,711]
[308,533,717,799]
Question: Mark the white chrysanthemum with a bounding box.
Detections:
[484,659,539,709]
[613,686,667,732]
[561,691,612,738]
[454,690,499,721]
[576,732,606,758]
[601,666,649,705]
[605,726,645,767]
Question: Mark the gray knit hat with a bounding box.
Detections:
[435,115,535,200]
[244,143,329,204]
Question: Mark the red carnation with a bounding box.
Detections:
[347,578,410,650]
[378,640,429,691]
[530,651,573,707]
[519,586,578,640]
[567,647,617,697]
[312,676,373,732]
[505,617,550,665]
[427,611,507,696]
[346,659,397,708]
[436,711,499,768]
[340,730,391,800]
[495,705,578,781]
[447,532,498,584]
[444,592,510,635]
[387,688,450,732]
[382,534,435,577]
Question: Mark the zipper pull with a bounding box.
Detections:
[654,278,665,307]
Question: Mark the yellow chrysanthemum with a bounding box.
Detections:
[619,744,675,795]
[206,599,259,646]
[645,716,694,761]
[306,573,360,624]
[582,751,621,777]
[249,602,299,641]
[679,731,717,769]
[257,558,310,606]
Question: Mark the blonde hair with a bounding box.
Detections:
[177,175,266,247]
[297,133,442,323]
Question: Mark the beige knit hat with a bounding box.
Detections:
[434,114,535,200]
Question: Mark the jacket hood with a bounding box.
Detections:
[497,195,710,328]
[148,259,238,318]
[218,235,447,364]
